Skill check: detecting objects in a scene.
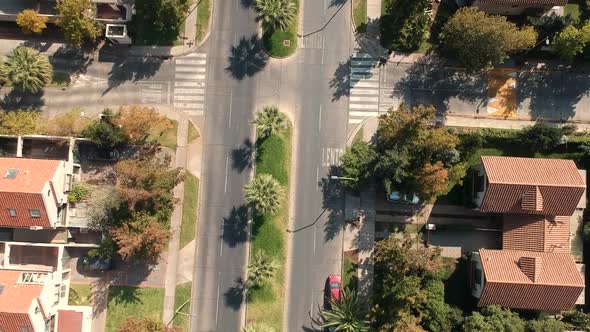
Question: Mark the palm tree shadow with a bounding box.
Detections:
[224,277,246,310]
[231,138,263,173]
[0,89,45,110]
[226,35,269,80]
[320,166,345,242]
[240,0,254,8]
[222,205,249,247]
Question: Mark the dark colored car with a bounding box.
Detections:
[78,255,113,271]
[387,191,421,204]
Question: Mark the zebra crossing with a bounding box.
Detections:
[141,83,165,104]
[348,53,381,125]
[173,53,207,116]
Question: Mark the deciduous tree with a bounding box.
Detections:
[81,109,127,148]
[56,0,102,48]
[552,22,590,61]
[416,161,449,200]
[340,139,377,191]
[114,105,172,143]
[462,306,525,332]
[0,47,53,93]
[440,7,537,72]
[44,108,91,136]
[111,213,170,262]
[0,110,41,135]
[517,122,572,152]
[16,10,48,34]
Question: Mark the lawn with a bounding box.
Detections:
[188,121,200,144]
[181,171,199,248]
[106,286,165,332]
[262,0,299,57]
[173,282,192,331]
[68,284,92,306]
[566,0,581,20]
[196,0,211,44]
[247,125,292,330]
[148,119,178,149]
[353,0,368,33]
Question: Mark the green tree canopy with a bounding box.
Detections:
[81,110,127,148]
[252,105,288,138]
[319,290,370,332]
[440,7,537,72]
[340,139,377,191]
[0,47,53,93]
[56,0,102,48]
[16,10,48,34]
[462,306,525,332]
[552,22,590,61]
[244,174,284,215]
[0,110,41,135]
[517,122,574,152]
[246,250,279,289]
[254,0,297,30]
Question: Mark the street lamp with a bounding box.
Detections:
[330,175,356,181]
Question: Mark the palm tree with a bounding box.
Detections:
[244,174,284,215]
[0,46,53,93]
[243,322,276,332]
[246,250,279,288]
[254,0,296,31]
[252,105,288,138]
[319,290,370,332]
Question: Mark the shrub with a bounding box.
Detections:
[68,182,90,202]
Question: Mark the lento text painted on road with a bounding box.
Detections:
[321,147,343,167]
[173,53,208,116]
[348,53,381,125]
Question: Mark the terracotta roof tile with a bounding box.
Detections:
[0,270,44,313]
[480,157,585,216]
[478,249,583,311]
[503,215,570,253]
[0,158,61,193]
[0,312,34,332]
[57,310,84,332]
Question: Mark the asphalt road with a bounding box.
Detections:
[188,0,260,330]
[285,0,353,330]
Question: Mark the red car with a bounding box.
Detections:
[328,274,342,302]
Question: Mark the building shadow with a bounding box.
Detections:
[222,205,249,247]
[226,35,268,80]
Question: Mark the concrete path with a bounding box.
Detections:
[162,116,189,324]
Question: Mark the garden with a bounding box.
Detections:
[255,0,299,57]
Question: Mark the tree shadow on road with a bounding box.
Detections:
[392,55,487,114]
[103,56,164,95]
[224,278,246,310]
[240,0,254,8]
[0,90,45,111]
[329,58,352,101]
[517,64,590,121]
[320,166,345,242]
[329,0,347,8]
[231,138,261,173]
[226,35,268,80]
[222,205,250,247]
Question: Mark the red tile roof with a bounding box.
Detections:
[0,158,61,193]
[0,192,51,228]
[480,156,585,215]
[0,313,34,332]
[0,270,44,313]
[503,215,570,253]
[478,249,584,311]
[479,0,567,4]
[57,310,84,332]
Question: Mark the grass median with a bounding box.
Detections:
[246,125,292,329]
[196,0,211,44]
[181,171,199,248]
[173,282,192,331]
[353,0,367,33]
[262,0,299,57]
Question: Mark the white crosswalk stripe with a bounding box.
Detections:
[173,52,207,116]
[140,82,164,104]
[347,53,382,125]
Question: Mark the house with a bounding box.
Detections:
[470,156,586,312]
[0,0,133,43]
[470,0,568,16]
[0,269,91,332]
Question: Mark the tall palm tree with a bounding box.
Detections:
[254,0,296,31]
[246,250,279,288]
[252,105,288,138]
[244,174,284,215]
[0,46,53,93]
[243,322,276,332]
[319,290,370,332]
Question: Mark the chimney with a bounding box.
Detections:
[519,256,542,282]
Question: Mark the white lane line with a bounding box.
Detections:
[174,88,205,94]
[350,111,380,117]
[174,102,204,109]
[175,81,205,87]
[228,91,233,128]
[215,274,221,324]
[350,81,379,88]
[350,67,378,74]
[175,73,206,80]
[352,53,373,58]
[174,95,205,101]
[176,59,207,65]
[350,74,378,81]
[351,60,378,66]
[224,155,229,193]
[318,105,322,131]
[350,96,379,102]
[316,166,319,184]
[349,104,379,110]
[186,53,207,58]
[176,66,206,72]
[351,89,379,95]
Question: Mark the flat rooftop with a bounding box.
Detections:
[0,0,37,15]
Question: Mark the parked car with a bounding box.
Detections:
[327,274,342,302]
[78,255,113,271]
[387,191,421,204]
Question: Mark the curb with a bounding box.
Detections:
[196,0,215,48]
